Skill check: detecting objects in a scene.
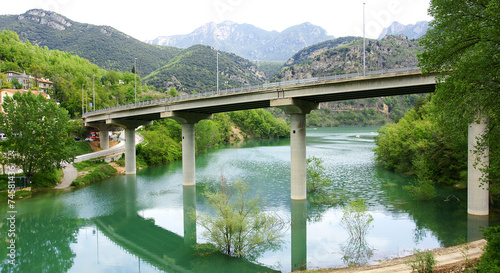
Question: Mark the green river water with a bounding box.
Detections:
[1,127,497,272]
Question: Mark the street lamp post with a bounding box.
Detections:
[134,58,137,104]
[363,2,366,76]
[216,50,219,94]
[82,84,84,116]
[93,74,95,111]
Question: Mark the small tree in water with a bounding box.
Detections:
[340,199,374,267]
[196,180,287,259]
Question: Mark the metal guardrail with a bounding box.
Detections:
[83,66,420,117]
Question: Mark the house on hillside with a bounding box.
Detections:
[3,71,53,93]
[0,89,50,113]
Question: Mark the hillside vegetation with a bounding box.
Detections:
[0,30,165,117]
[143,45,266,93]
[0,9,181,76]
[274,35,425,126]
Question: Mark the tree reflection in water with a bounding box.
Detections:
[340,199,374,267]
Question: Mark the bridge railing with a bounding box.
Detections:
[83,66,420,117]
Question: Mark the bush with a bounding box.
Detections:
[71,164,117,187]
[404,249,436,273]
[476,226,500,272]
[31,169,61,188]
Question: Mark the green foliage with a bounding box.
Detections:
[71,163,117,187]
[340,199,374,267]
[195,180,286,259]
[476,226,500,272]
[31,169,61,188]
[373,99,473,199]
[404,249,437,273]
[0,11,181,76]
[341,199,374,239]
[419,0,500,196]
[0,91,76,182]
[137,119,182,166]
[228,109,289,139]
[306,156,342,205]
[143,45,265,93]
[0,30,165,117]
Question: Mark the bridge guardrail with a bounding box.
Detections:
[83,66,420,117]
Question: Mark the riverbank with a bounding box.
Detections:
[303,240,486,273]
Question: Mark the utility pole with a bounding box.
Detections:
[134,58,137,104]
[216,50,219,94]
[363,2,366,76]
[93,74,95,111]
[82,84,84,116]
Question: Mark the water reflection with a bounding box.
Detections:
[91,175,276,273]
[0,196,83,273]
[183,186,197,246]
[339,200,374,267]
[467,215,489,242]
[291,200,307,271]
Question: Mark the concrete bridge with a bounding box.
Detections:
[83,67,489,216]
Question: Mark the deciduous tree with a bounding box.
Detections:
[0,91,76,185]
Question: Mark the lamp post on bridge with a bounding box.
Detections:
[81,84,84,116]
[363,2,366,76]
[134,58,137,104]
[217,50,220,94]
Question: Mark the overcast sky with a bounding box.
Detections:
[2,0,433,41]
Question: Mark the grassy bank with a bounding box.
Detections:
[71,160,117,187]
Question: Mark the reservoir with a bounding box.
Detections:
[1,127,494,272]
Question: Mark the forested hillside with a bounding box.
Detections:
[275,35,426,126]
[143,45,266,93]
[0,9,181,76]
[0,30,163,116]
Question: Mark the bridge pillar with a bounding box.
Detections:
[106,119,153,175]
[271,98,319,200]
[84,122,114,150]
[468,116,489,216]
[161,111,213,186]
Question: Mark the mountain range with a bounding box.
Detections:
[146,21,334,61]
[377,21,429,40]
[0,9,181,76]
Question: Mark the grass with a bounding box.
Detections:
[74,141,94,155]
[71,161,117,187]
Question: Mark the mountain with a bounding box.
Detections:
[274,35,425,126]
[377,21,429,40]
[146,21,334,61]
[0,9,181,76]
[275,35,422,81]
[143,44,266,93]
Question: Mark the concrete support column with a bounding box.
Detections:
[290,114,307,200]
[84,122,113,150]
[125,127,136,175]
[161,111,213,187]
[271,98,319,201]
[182,123,196,186]
[100,127,110,150]
[105,119,153,175]
[468,117,489,215]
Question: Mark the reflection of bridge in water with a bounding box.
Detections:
[91,167,489,272]
[92,176,286,272]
